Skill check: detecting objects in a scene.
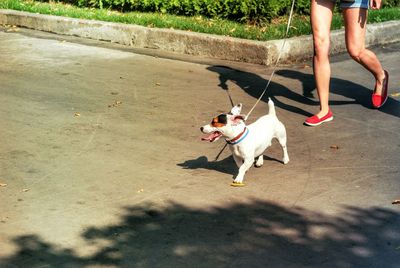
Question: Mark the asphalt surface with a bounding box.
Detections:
[0,26,399,267]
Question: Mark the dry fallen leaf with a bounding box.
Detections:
[392,200,400,205]
[390,92,400,97]
[108,101,122,108]
[6,26,19,32]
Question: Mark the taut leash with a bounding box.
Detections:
[245,0,296,120]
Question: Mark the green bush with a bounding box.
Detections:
[46,0,400,23]
[384,0,400,7]
[52,0,310,22]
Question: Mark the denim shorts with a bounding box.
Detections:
[334,0,369,9]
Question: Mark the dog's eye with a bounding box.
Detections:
[212,122,226,127]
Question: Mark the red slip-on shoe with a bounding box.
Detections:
[304,109,333,127]
[372,70,389,109]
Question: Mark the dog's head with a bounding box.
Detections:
[200,104,246,142]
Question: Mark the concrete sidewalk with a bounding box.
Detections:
[1,9,400,65]
[0,27,399,267]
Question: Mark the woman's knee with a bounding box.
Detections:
[313,35,330,58]
[346,45,363,61]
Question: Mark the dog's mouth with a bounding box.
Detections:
[201,131,222,142]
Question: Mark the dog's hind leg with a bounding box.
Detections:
[277,135,289,164]
[255,155,264,167]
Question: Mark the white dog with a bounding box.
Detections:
[200,98,289,185]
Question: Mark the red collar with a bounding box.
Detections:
[226,127,248,145]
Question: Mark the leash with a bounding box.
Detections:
[214,0,296,161]
[245,0,296,121]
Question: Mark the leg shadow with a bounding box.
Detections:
[277,69,400,117]
[206,66,399,118]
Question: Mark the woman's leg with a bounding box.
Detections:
[343,7,386,95]
[310,0,335,118]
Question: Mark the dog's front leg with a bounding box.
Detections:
[232,154,243,168]
[233,158,253,184]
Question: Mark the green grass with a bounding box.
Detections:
[1,0,399,41]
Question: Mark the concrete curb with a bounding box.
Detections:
[1,9,400,65]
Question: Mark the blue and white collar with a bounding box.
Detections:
[226,127,249,145]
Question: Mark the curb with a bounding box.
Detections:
[1,9,400,65]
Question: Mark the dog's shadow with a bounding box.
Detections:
[177,154,283,177]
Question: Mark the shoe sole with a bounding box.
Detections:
[304,116,333,127]
[377,96,388,109]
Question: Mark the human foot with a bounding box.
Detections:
[372,70,389,109]
[304,109,333,126]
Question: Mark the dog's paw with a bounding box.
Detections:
[233,177,244,184]
[283,157,289,164]
[254,162,263,168]
[254,157,263,167]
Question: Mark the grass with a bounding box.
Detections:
[1,0,399,41]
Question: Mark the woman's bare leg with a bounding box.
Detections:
[343,8,385,94]
[311,0,335,118]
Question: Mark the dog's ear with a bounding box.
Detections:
[230,103,242,115]
[232,114,246,123]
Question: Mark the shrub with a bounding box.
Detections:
[384,0,400,7]
[45,0,400,23]
[50,0,310,23]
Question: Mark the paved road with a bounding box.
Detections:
[1,26,399,267]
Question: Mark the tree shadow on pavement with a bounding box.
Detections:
[206,66,400,118]
[2,200,399,268]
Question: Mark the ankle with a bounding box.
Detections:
[317,108,330,118]
[376,69,386,83]
[374,70,386,94]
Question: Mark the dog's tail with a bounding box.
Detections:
[268,98,276,116]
